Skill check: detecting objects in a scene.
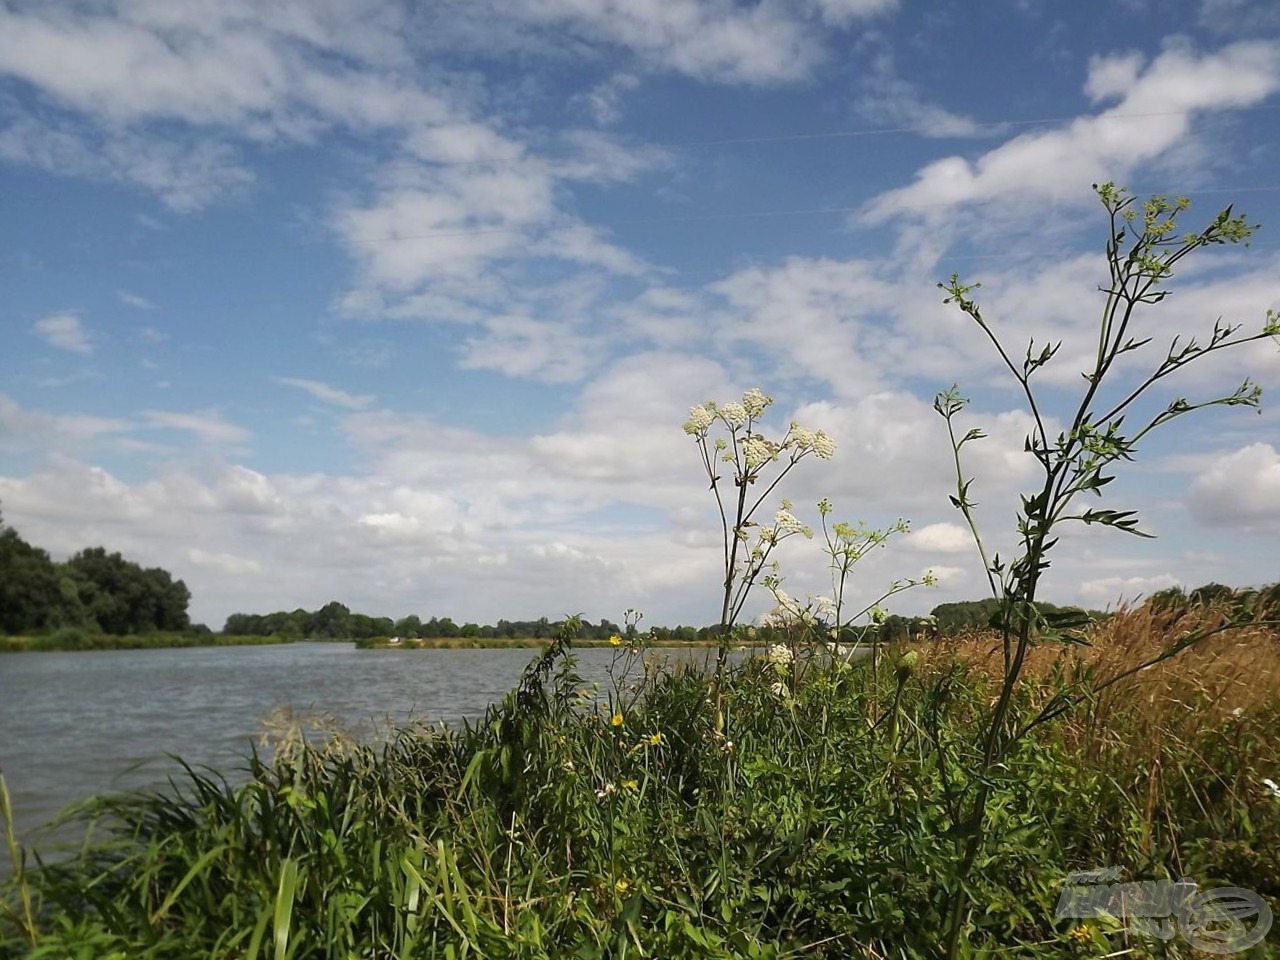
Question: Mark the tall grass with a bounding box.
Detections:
[3,615,1277,958]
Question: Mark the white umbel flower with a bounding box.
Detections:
[812,431,836,459]
[720,402,748,426]
[683,404,714,435]
[767,643,793,667]
[790,423,815,450]
[742,387,771,417]
[775,509,806,534]
[743,436,773,467]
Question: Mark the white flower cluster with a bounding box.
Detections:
[789,423,836,460]
[774,509,813,539]
[767,643,793,667]
[743,436,774,468]
[742,387,771,418]
[683,404,715,436]
[774,509,805,533]
[720,402,748,427]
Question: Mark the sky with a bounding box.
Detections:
[1,0,1279,631]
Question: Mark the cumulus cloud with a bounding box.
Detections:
[1078,573,1181,606]
[32,312,92,354]
[1187,442,1280,532]
[904,522,973,553]
[863,41,1280,221]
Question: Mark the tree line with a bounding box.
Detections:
[0,508,191,635]
[222,602,714,642]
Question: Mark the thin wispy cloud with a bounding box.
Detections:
[275,377,375,410]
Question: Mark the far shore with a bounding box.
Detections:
[0,632,729,653]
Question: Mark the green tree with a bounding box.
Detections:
[308,601,351,639]
[0,513,65,634]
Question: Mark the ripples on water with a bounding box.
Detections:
[0,642,719,854]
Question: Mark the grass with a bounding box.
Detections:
[2,609,1277,958]
[0,631,295,653]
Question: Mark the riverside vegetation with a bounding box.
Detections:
[3,184,1280,958]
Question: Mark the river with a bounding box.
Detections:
[0,642,719,858]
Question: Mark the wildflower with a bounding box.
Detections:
[648,732,663,746]
[1069,925,1092,944]
[610,713,624,727]
[1263,778,1280,798]
[742,436,773,468]
[790,423,814,450]
[775,510,807,535]
[812,430,836,459]
[609,634,622,646]
[615,878,631,894]
[720,402,748,426]
[621,779,638,792]
[683,404,714,435]
[767,643,794,667]
[742,387,770,417]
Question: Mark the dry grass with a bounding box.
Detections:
[921,602,1280,755]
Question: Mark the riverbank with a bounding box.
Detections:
[3,604,1276,958]
[0,631,293,653]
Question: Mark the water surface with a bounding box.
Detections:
[0,642,715,854]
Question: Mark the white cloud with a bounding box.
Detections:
[1078,573,1181,606]
[1187,442,1280,532]
[275,377,375,410]
[0,394,131,444]
[187,548,263,575]
[904,522,973,553]
[117,290,155,309]
[864,41,1280,221]
[32,312,92,354]
[573,72,640,126]
[140,410,252,445]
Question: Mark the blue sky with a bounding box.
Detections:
[2,0,1279,630]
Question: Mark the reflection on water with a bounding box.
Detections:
[0,642,718,853]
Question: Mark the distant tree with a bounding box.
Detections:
[309,601,352,639]
[0,515,65,633]
[65,547,190,634]
[394,614,423,638]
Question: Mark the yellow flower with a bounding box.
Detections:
[615,878,630,894]
[609,634,622,646]
[1069,925,1091,943]
[610,713,624,727]
[621,779,638,791]
[647,732,663,746]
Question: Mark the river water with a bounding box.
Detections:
[0,642,718,857]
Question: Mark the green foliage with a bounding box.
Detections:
[0,510,191,637]
[5,638,1277,959]
[932,183,1280,955]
